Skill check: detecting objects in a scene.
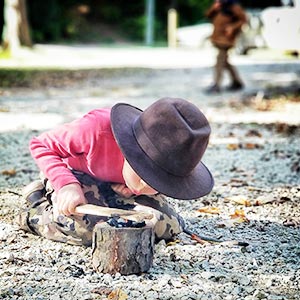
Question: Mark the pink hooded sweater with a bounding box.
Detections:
[30,109,125,191]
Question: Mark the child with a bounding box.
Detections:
[19,97,214,246]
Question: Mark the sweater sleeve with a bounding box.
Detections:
[30,110,104,191]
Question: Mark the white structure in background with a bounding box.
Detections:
[176,23,212,48]
[176,0,300,54]
[261,1,300,51]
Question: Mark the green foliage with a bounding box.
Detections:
[28,0,64,42]
[96,4,122,22]
[0,48,11,59]
[0,0,288,45]
[0,68,153,88]
[122,16,146,41]
[175,0,212,26]
[23,1,213,43]
[0,0,4,43]
[0,69,33,87]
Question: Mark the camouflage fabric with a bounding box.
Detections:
[18,170,185,246]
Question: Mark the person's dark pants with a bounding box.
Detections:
[214,46,243,88]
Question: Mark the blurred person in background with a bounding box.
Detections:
[205,0,247,93]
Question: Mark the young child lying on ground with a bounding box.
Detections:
[19,97,214,246]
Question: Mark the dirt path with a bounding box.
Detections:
[0,57,300,299]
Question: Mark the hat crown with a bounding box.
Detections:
[133,98,211,176]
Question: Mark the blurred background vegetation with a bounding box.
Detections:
[0,0,281,45]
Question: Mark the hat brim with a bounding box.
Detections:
[111,103,214,200]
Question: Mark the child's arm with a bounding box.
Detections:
[30,110,108,214]
[30,120,86,191]
[30,110,109,191]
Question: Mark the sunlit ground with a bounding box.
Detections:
[0,44,298,69]
[0,44,299,132]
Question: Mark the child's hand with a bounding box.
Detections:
[56,183,87,216]
[111,183,134,198]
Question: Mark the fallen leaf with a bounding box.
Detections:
[244,143,257,149]
[1,169,17,176]
[225,195,251,207]
[230,209,249,223]
[227,142,263,150]
[108,288,128,300]
[197,206,220,214]
[232,216,248,224]
[227,143,239,150]
[166,240,180,247]
[275,123,298,135]
[245,129,262,138]
[230,209,246,218]
[253,194,276,206]
[226,194,277,207]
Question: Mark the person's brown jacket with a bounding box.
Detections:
[206,2,247,48]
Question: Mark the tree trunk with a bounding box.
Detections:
[2,0,32,54]
[18,0,31,46]
[92,222,155,275]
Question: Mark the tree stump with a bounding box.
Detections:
[92,222,155,275]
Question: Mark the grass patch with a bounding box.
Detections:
[0,68,154,88]
[0,49,11,60]
[0,69,38,87]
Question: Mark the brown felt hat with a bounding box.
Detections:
[110,97,214,200]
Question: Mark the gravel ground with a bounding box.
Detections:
[0,56,300,300]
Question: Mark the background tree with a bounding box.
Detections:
[2,0,32,54]
[1,0,283,47]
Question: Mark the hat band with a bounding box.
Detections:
[132,118,188,177]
